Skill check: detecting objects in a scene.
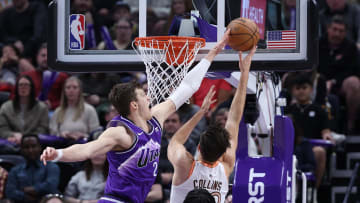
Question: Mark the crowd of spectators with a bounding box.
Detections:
[0,0,359,202]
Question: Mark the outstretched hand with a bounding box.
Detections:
[40,147,58,165]
[212,29,231,55]
[200,85,217,113]
[238,46,256,73]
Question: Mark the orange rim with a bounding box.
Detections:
[134,36,206,49]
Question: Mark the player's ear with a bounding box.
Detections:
[130,101,138,110]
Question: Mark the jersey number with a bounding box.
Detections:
[153,162,158,177]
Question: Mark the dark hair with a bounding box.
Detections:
[329,15,347,29]
[84,158,109,181]
[1,43,20,57]
[13,75,37,112]
[292,73,313,87]
[199,123,231,162]
[21,134,40,146]
[108,81,141,117]
[183,189,215,203]
[37,43,47,54]
[114,1,130,12]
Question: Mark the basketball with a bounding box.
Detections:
[227,18,260,51]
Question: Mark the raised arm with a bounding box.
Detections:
[168,87,216,169]
[221,47,256,174]
[40,126,133,165]
[151,30,230,125]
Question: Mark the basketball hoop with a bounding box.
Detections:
[133,36,205,106]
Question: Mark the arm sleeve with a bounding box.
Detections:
[168,59,211,109]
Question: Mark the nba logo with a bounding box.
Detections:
[69,14,85,50]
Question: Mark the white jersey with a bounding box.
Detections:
[170,160,229,203]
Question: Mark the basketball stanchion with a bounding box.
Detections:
[132,36,205,106]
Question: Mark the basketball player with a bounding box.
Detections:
[40,30,230,203]
[168,46,256,203]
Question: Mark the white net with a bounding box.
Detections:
[133,37,205,106]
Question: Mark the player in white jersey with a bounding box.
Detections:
[168,46,256,203]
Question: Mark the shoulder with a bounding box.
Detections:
[84,103,96,111]
[56,73,69,81]
[37,101,48,109]
[1,100,12,109]
[72,170,86,179]
[51,107,61,117]
[101,126,128,139]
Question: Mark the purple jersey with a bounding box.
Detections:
[99,115,162,203]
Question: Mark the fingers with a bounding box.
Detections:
[202,85,217,110]
[204,86,216,102]
[40,147,55,165]
[238,51,243,64]
[248,46,257,57]
[223,29,231,41]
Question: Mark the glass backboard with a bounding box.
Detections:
[48,0,318,72]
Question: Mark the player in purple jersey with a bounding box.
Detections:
[40,31,231,203]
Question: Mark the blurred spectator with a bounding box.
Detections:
[0,44,20,78]
[291,115,316,173]
[0,166,8,200]
[79,73,119,107]
[183,189,215,203]
[283,71,341,132]
[281,0,297,30]
[148,8,167,36]
[5,134,60,203]
[159,111,196,202]
[50,76,100,140]
[145,173,163,203]
[93,0,117,18]
[40,194,65,203]
[0,44,18,99]
[0,75,49,145]
[0,43,34,76]
[71,0,103,48]
[318,15,360,133]
[0,0,47,58]
[112,0,131,22]
[97,18,133,50]
[192,78,232,121]
[64,153,108,203]
[213,107,229,129]
[319,0,360,48]
[98,104,118,129]
[160,0,194,35]
[285,75,333,189]
[22,44,68,110]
